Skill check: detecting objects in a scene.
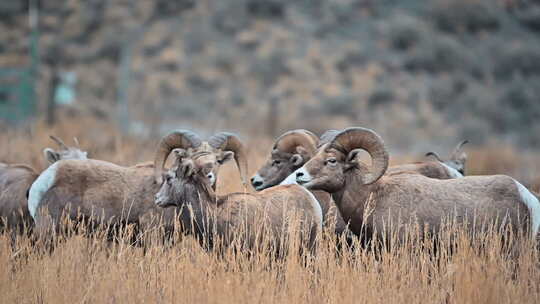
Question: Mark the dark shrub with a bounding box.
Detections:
[429,0,500,34]
[250,54,289,87]
[494,46,540,80]
[497,78,540,131]
[404,35,473,73]
[213,1,251,35]
[514,7,540,33]
[246,0,285,19]
[430,75,468,111]
[368,87,395,109]
[388,14,426,51]
[322,93,357,117]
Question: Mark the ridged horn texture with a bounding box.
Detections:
[330,127,389,185]
[209,132,249,186]
[49,135,68,150]
[319,130,340,147]
[451,140,469,159]
[154,130,202,184]
[274,129,319,156]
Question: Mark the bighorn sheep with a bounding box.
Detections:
[155,151,322,252]
[250,129,346,236]
[294,127,540,241]
[28,130,248,237]
[387,140,468,179]
[0,136,87,231]
[427,140,468,172]
[251,129,468,237]
[323,130,468,180]
[0,164,38,231]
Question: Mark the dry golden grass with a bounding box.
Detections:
[1,218,540,304]
[1,114,540,303]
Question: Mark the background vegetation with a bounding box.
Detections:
[2,1,540,302]
[2,0,540,150]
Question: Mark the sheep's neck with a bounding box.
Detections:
[331,169,373,235]
[177,184,220,243]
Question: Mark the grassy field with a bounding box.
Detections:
[1,221,540,303]
[1,116,540,303]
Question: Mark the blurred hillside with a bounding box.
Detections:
[2,0,540,151]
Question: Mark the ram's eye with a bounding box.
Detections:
[325,158,337,166]
[272,160,281,166]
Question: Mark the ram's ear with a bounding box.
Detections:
[344,149,362,170]
[290,154,303,166]
[346,149,362,163]
[44,148,60,164]
[219,151,234,164]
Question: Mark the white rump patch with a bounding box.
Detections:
[440,162,463,179]
[28,162,59,219]
[297,186,323,229]
[514,180,540,238]
[280,172,298,186]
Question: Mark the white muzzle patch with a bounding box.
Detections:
[295,167,312,185]
[207,172,216,187]
[251,174,265,190]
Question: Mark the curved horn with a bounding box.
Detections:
[319,130,340,147]
[209,132,249,186]
[49,135,68,150]
[73,137,80,148]
[425,151,443,162]
[153,130,202,184]
[274,129,319,156]
[330,127,389,185]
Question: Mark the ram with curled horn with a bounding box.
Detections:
[0,136,87,232]
[208,132,249,187]
[293,127,540,242]
[251,129,319,191]
[154,150,322,253]
[251,129,469,240]
[28,130,247,239]
[321,131,468,180]
[251,129,349,238]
